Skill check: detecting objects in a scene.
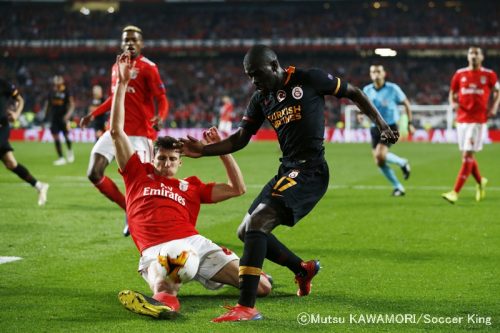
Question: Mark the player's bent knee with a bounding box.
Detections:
[246,204,280,234]
[237,227,245,242]
[257,275,272,297]
[87,170,104,184]
[4,160,17,170]
[375,156,386,167]
[237,215,250,241]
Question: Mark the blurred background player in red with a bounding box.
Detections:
[110,53,270,319]
[80,25,169,235]
[442,47,500,204]
[218,95,234,137]
[88,84,107,141]
[0,78,49,206]
[44,75,75,166]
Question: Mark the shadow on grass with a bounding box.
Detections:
[220,240,500,265]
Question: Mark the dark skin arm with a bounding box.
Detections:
[345,83,399,144]
[179,127,253,158]
[180,84,398,157]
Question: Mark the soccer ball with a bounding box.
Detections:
[156,239,200,284]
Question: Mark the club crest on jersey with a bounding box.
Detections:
[179,179,189,192]
[288,170,299,179]
[461,77,467,82]
[480,76,487,84]
[131,68,139,80]
[277,90,286,102]
[292,86,303,100]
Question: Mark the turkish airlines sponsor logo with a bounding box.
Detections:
[460,87,484,95]
[143,183,186,206]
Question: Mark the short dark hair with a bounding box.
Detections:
[154,136,180,154]
[244,44,278,64]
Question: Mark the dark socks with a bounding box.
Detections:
[238,230,268,308]
[266,233,304,275]
[63,134,72,150]
[11,164,37,186]
[55,140,63,157]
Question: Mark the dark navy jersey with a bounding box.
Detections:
[47,87,72,120]
[91,97,108,130]
[240,66,348,161]
[0,78,19,125]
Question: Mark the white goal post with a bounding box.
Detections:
[342,104,453,142]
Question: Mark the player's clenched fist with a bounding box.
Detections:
[380,127,399,144]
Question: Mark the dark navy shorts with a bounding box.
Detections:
[247,158,329,226]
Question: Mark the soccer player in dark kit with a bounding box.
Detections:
[45,75,75,166]
[180,45,399,322]
[0,78,49,205]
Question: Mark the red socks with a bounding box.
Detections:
[153,292,180,311]
[453,157,478,193]
[93,176,126,210]
[470,159,482,183]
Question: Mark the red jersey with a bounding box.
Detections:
[450,67,498,123]
[110,55,166,139]
[220,101,234,122]
[120,154,215,253]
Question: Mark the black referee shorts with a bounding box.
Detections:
[0,123,14,158]
[370,124,399,149]
[247,158,329,226]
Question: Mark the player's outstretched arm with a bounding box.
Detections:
[448,89,459,113]
[345,83,399,144]
[64,96,75,122]
[80,97,112,128]
[109,52,135,171]
[402,98,415,134]
[7,92,24,122]
[202,127,247,202]
[179,127,252,158]
[489,85,500,118]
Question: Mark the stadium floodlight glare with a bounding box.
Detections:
[374,48,397,57]
[80,7,90,15]
[107,6,115,13]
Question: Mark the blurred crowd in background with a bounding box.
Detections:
[0,0,499,129]
[2,0,498,39]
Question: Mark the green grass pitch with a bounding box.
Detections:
[0,141,499,332]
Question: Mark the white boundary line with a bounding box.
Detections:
[0,256,23,265]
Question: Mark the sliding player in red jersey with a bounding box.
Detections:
[80,26,169,235]
[110,52,271,319]
[442,47,500,204]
